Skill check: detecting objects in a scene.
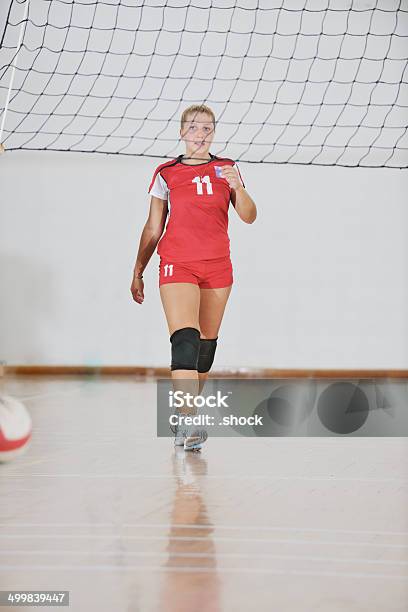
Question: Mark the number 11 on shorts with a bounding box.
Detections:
[164,264,174,277]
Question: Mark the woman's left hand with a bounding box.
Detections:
[219,166,243,191]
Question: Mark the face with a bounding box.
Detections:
[180,112,215,156]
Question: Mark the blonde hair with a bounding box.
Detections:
[180,104,216,130]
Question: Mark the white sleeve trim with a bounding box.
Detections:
[148,172,169,200]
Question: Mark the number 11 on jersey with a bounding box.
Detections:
[192,176,213,195]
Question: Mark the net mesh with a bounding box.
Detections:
[0,0,407,167]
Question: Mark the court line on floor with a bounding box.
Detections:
[0,523,406,537]
[7,388,84,402]
[0,564,406,580]
[5,473,407,483]
[3,550,408,565]
[123,523,408,536]
[0,534,406,548]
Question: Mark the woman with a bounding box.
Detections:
[131,104,257,451]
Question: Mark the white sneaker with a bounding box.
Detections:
[184,429,208,452]
[170,417,187,446]
[174,431,187,446]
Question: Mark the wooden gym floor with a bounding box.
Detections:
[0,375,407,612]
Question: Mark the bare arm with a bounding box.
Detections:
[220,166,257,224]
[130,196,168,303]
[230,185,257,224]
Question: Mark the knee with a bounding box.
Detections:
[170,327,201,371]
[197,337,218,373]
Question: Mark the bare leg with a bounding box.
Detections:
[198,285,232,394]
[160,283,201,447]
[160,281,201,384]
[160,282,232,449]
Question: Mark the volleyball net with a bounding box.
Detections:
[0,0,407,167]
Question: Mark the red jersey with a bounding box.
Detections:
[148,153,245,262]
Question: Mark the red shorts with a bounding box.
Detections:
[159,255,233,289]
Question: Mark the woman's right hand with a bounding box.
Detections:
[131,276,144,304]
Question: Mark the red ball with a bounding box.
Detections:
[0,395,32,462]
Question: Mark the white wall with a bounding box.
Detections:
[0,150,407,368]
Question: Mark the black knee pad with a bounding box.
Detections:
[197,338,218,373]
[170,327,200,371]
